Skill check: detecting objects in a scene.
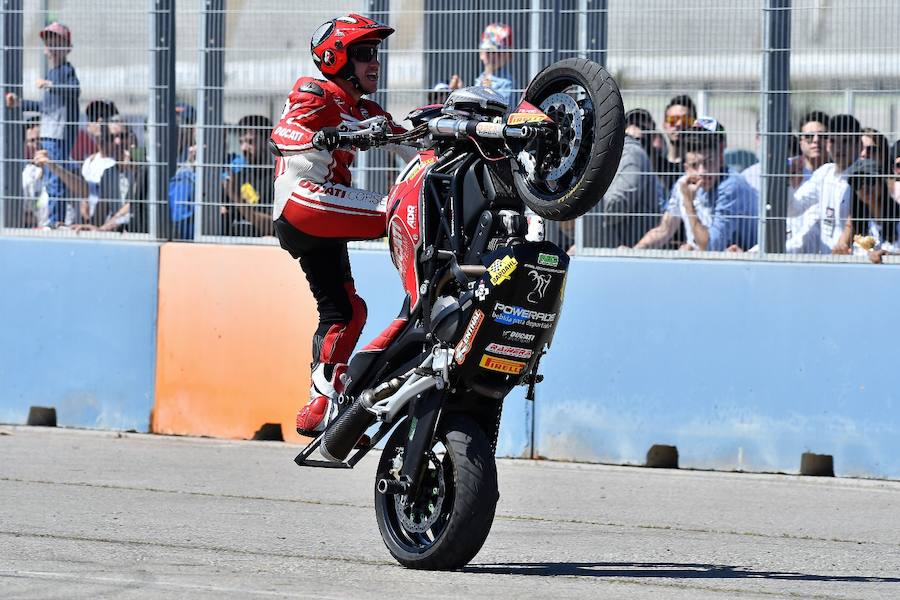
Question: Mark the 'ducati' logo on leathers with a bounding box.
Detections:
[488,255,518,286]
[527,270,552,304]
[479,354,526,375]
[454,309,485,365]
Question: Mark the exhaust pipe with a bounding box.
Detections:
[320,391,377,463]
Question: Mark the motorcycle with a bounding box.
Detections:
[293,59,624,570]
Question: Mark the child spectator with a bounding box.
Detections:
[5,22,81,226]
[476,23,516,106]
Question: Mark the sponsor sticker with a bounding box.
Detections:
[406,204,417,229]
[507,112,551,126]
[492,302,556,329]
[488,255,518,286]
[479,354,527,375]
[502,330,536,343]
[526,269,552,304]
[454,309,485,365]
[474,281,489,302]
[485,343,533,359]
[537,253,559,267]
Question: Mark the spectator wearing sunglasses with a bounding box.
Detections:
[785,111,829,244]
[787,114,862,254]
[657,94,697,197]
[860,127,891,175]
[631,117,758,252]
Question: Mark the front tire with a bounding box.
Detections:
[374,414,498,570]
[515,58,625,221]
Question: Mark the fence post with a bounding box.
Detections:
[195,0,225,238]
[760,0,791,254]
[149,0,176,240]
[0,0,23,232]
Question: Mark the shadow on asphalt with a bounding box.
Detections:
[463,562,900,582]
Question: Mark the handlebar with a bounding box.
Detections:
[426,117,536,141]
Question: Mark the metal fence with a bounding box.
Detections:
[1,1,897,262]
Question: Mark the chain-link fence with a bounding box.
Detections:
[1,1,897,262]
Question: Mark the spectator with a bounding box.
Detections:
[860,127,890,175]
[787,114,861,254]
[476,23,516,106]
[5,22,81,226]
[590,133,664,248]
[20,116,44,227]
[222,115,274,237]
[167,102,197,240]
[31,117,135,232]
[631,117,758,251]
[783,111,830,245]
[844,159,900,260]
[657,94,697,196]
[72,99,119,161]
[625,107,668,210]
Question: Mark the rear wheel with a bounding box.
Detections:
[515,58,625,221]
[374,414,498,570]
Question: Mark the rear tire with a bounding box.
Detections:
[515,58,625,221]
[374,414,498,570]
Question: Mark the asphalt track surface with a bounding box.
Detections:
[1,426,898,599]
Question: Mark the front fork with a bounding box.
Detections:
[394,386,447,498]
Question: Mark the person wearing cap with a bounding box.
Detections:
[787,114,862,254]
[631,117,758,252]
[222,115,274,237]
[476,23,516,106]
[166,102,199,240]
[269,14,412,437]
[5,22,81,226]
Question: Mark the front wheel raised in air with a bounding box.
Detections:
[374,414,498,570]
[515,58,625,221]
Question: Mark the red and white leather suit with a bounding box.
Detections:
[271,76,407,240]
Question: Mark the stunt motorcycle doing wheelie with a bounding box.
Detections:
[274,15,625,572]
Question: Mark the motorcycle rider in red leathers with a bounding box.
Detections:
[269,14,411,437]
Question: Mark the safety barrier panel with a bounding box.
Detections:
[2,239,899,477]
[0,237,158,430]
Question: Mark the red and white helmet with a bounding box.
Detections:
[310,13,394,79]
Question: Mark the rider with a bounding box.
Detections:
[269,14,410,437]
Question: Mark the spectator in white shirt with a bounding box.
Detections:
[786,114,861,254]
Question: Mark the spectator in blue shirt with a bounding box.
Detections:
[167,102,197,240]
[5,22,81,226]
[632,117,759,251]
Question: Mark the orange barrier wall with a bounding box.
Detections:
[152,243,315,443]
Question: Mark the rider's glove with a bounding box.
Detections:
[312,127,340,151]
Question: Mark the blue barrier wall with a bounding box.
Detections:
[0,238,159,430]
[3,240,897,478]
[539,257,900,478]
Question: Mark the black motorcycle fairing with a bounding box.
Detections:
[452,241,569,399]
